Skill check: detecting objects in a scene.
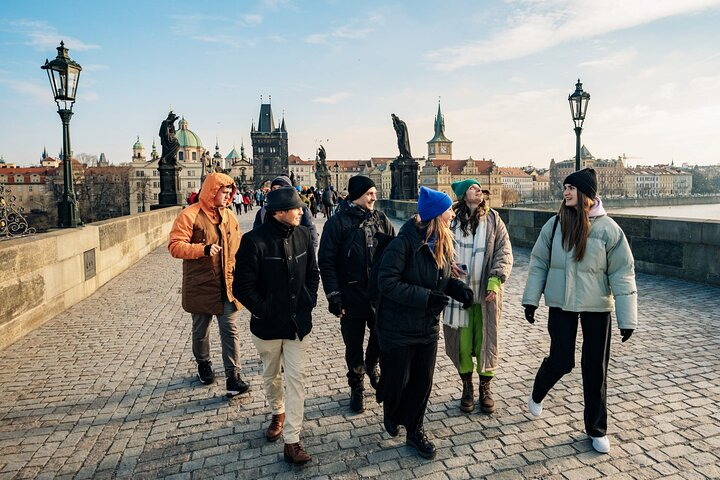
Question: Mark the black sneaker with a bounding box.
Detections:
[226,373,250,397]
[384,417,399,437]
[349,386,365,413]
[407,428,436,459]
[197,361,215,385]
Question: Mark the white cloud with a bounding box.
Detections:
[313,92,352,104]
[0,77,52,102]
[427,0,720,70]
[305,14,384,44]
[241,14,263,26]
[10,20,100,51]
[579,49,637,69]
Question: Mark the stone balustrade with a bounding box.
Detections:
[0,207,181,349]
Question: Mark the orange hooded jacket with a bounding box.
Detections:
[168,173,242,314]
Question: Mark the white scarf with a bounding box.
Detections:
[443,216,487,328]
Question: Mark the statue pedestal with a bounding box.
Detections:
[390,157,419,200]
[158,164,183,206]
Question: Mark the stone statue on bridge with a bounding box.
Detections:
[392,113,412,160]
[159,111,180,166]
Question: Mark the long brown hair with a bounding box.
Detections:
[418,215,455,270]
[559,191,594,262]
[452,198,487,236]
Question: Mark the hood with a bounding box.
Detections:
[199,172,237,223]
[589,196,607,218]
[398,215,427,250]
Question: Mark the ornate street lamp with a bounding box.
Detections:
[42,41,82,227]
[568,79,590,172]
[333,162,339,190]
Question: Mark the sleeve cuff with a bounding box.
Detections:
[487,276,502,293]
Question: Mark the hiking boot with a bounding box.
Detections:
[266,413,285,442]
[283,442,312,465]
[460,372,474,413]
[349,385,365,413]
[197,361,215,385]
[478,375,496,413]
[226,372,250,397]
[366,363,380,390]
[406,427,436,459]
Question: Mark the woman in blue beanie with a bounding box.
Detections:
[375,187,474,460]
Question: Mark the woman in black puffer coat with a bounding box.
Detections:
[375,187,473,460]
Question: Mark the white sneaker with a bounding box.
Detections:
[528,391,543,417]
[590,435,610,453]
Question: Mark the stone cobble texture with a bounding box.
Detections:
[1,211,719,479]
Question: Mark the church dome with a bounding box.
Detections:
[176,117,203,148]
[133,136,143,150]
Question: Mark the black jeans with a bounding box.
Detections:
[532,307,612,437]
[341,313,379,387]
[378,341,437,434]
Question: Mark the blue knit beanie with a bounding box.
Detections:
[418,186,452,222]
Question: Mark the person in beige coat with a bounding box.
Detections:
[443,179,513,414]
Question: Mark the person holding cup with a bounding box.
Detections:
[443,179,513,414]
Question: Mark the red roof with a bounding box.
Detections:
[0,166,56,183]
[432,159,494,175]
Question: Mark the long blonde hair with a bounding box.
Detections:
[559,191,594,262]
[419,215,455,270]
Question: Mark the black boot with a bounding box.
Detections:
[366,362,380,390]
[406,427,436,459]
[460,372,474,413]
[350,384,365,413]
[478,375,496,413]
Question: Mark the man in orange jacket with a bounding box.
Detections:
[168,172,249,397]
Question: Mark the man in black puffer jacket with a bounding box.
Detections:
[233,187,320,465]
[318,176,395,414]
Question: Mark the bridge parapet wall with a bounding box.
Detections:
[377,200,720,287]
[0,207,181,349]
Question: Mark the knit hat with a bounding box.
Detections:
[265,187,305,212]
[563,168,597,199]
[450,179,481,200]
[271,175,292,188]
[346,176,376,202]
[418,186,452,222]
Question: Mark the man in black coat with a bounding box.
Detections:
[233,187,320,465]
[318,176,396,413]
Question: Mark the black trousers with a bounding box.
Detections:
[378,341,437,434]
[532,307,612,437]
[341,313,380,387]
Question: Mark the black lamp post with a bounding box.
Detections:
[333,162,339,189]
[42,41,82,227]
[568,79,590,172]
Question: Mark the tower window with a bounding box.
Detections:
[178,152,184,161]
[192,152,197,161]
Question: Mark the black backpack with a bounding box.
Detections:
[366,232,397,306]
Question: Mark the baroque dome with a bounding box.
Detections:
[176,117,203,148]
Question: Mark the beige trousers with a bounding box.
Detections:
[251,334,310,444]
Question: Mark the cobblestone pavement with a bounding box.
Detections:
[1,209,719,480]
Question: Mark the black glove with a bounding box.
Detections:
[427,290,450,316]
[444,280,474,309]
[328,294,343,317]
[620,329,633,342]
[523,304,537,324]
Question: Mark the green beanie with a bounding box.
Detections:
[451,179,481,200]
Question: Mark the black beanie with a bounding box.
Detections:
[563,168,597,199]
[346,176,376,202]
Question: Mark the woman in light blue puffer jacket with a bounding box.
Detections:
[521,167,637,455]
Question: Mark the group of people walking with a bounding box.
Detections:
[168,167,637,466]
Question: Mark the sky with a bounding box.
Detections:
[2,0,720,169]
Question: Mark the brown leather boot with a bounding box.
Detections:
[266,413,285,442]
[479,375,496,413]
[460,372,474,413]
[283,442,312,464]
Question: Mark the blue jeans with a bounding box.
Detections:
[191,299,240,376]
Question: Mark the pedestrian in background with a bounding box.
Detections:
[318,176,395,414]
[168,172,250,397]
[522,168,637,454]
[253,176,318,248]
[234,187,320,465]
[375,187,473,459]
[443,179,513,414]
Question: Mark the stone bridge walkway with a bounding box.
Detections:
[1,210,719,479]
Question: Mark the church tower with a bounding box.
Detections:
[427,101,452,161]
[250,97,288,188]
